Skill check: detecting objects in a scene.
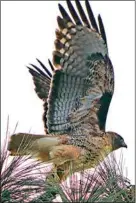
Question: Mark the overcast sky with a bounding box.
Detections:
[1,1,135,184]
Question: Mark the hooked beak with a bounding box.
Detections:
[122,141,127,148]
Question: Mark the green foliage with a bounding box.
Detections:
[35,154,135,202]
[30,184,59,202]
[1,190,11,203]
[33,161,135,203]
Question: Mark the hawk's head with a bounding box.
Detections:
[107,131,127,151]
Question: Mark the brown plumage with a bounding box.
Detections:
[8,0,127,182]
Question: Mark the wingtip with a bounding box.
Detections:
[58,3,63,13]
[85,0,90,6]
[98,14,101,20]
[57,16,66,29]
[36,58,40,63]
[26,65,31,70]
[48,59,55,72]
[98,14,108,47]
[58,3,62,9]
[29,63,34,67]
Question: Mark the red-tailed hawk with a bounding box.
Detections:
[8,0,127,182]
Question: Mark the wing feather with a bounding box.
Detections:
[98,14,108,48]
[27,59,54,133]
[36,58,53,78]
[85,0,99,32]
[66,0,83,25]
[58,3,73,24]
[28,1,114,135]
[75,0,90,28]
[46,1,114,134]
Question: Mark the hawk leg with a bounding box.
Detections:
[46,162,72,184]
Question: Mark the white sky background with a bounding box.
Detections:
[1,1,135,184]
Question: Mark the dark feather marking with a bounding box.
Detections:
[55,29,65,40]
[27,66,40,77]
[59,3,73,23]
[55,39,64,50]
[53,51,62,66]
[27,66,51,100]
[57,16,66,29]
[86,53,104,62]
[98,14,107,47]
[29,64,49,78]
[66,0,82,25]
[75,0,90,28]
[43,101,48,134]
[48,59,55,72]
[97,92,112,130]
[27,66,50,83]
[36,58,52,78]
[85,0,99,32]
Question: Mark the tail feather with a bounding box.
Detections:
[8,133,45,156]
[8,133,60,162]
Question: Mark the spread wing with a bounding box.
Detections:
[47,0,114,134]
[28,0,114,135]
[27,59,55,133]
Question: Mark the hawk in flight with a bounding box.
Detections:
[8,0,127,182]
